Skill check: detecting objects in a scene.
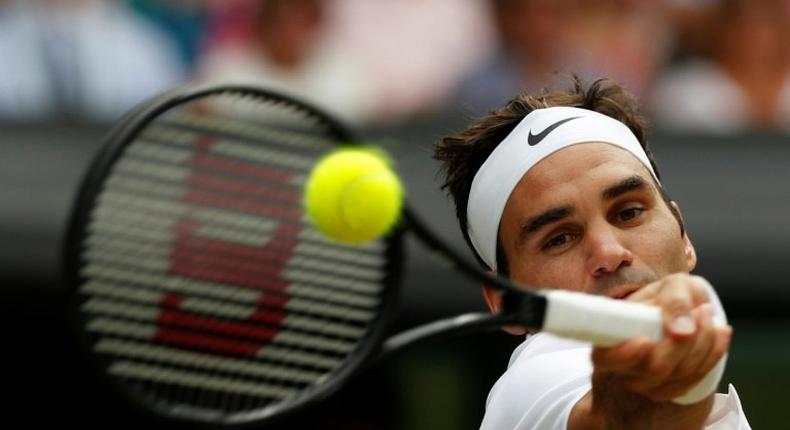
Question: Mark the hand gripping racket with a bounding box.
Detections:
[64,83,725,427]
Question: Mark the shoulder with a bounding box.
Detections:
[480,334,592,430]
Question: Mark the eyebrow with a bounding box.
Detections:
[602,175,650,201]
[516,205,573,250]
[521,206,574,236]
[516,175,651,247]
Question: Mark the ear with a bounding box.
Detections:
[481,285,527,336]
[671,201,697,271]
[481,285,502,314]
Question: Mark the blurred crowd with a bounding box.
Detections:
[0,0,787,133]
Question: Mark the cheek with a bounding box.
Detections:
[631,218,687,274]
[509,251,587,292]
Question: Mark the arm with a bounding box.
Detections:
[568,274,732,430]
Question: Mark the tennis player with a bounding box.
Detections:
[435,77,751,429]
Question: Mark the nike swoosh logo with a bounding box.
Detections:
[527,116,582,146]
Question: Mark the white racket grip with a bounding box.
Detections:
[542,290,726,404]
[543,290,662,346]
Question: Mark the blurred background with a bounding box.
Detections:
[1,0,788,428]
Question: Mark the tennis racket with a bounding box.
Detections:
[64,83,724,427]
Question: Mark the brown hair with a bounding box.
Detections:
[434,76,681,276]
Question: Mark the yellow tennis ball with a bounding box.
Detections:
[305,148,403,244]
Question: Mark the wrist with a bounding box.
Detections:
[579,371,715,430]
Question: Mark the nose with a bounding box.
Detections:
[585,222,633,277]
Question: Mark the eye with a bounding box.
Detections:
[542,232,577,250]
[615,207,645,223]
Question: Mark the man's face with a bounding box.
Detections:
[498,143,696,299]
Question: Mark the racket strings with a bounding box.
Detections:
[81,285,369,341]
[76,93,391,414]
[81,262,381,309]
[83,231,384,291]
[160,111,336,152]
[100,127,385,255]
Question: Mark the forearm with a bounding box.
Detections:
[569,382,714,430]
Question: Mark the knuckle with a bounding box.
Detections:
[663,297,690,314]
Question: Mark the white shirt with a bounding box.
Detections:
[480,286,751,430]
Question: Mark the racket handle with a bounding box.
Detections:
[542,290,725,405]
[543,290,663,345]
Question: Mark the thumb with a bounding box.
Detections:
[659,280,698,339]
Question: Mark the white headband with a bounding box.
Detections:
[466,106,659,270]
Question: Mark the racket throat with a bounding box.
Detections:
[376,311,520,363]
[501,290,547,330]
[375,292,546,363]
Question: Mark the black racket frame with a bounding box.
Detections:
[62,83,546,427]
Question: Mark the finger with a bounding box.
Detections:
[673,303,716,380]
[615,372,691,402]
[591,337,654,373]
[696,325,733,377]
[648,325,732,402]
[657,275,708,339]
[621,312,728,397]
[639,378,710,403]
[627,332,696,392]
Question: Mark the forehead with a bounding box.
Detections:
[512,142,654,203]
